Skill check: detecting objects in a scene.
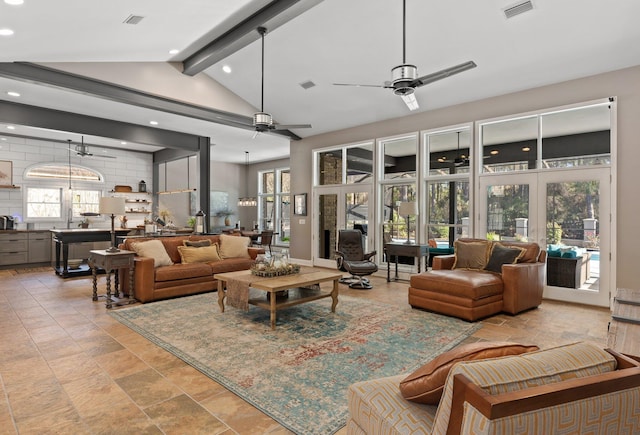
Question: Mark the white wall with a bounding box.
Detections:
[0,136,153,229]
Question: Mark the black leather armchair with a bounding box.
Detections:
[335,229,378,289]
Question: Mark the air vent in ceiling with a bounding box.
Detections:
[123,14,144,25]
[299,80,316,90]
[503,1,533,19]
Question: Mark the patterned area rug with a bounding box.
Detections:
[110,293,480,434]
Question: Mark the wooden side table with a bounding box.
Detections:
[89,249,135,309]
[384,242,429,282]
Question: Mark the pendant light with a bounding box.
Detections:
[238,151,257,207]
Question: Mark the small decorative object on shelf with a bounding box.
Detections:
[138,180,146,192]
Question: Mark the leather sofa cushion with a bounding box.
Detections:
[210,258,255,274]
[155,263,212,282]
[399,342,539,404]
[411,270,503,300]
[161,238,189,264]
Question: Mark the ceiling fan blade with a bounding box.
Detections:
[411,61,477,88]
[400,93,419,111]
[333,83,385,88]
[274,124,312,129]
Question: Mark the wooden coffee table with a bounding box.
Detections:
[214,268,342,330]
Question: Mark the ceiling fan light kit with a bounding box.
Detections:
[251,27,311,135]
[333,0,477,111]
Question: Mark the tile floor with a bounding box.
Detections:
[0,267,611,434]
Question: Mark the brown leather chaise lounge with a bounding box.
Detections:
[408,238,547,321]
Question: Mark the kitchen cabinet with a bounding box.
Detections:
[0,232,28,266]
[28,231,52,263]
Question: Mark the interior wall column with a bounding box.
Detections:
[198,137,211,233]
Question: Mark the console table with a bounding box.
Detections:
[50,228,131,278]
[88,249,135,309]
[384,242,429,282]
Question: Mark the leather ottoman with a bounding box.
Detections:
[409,270,504,321]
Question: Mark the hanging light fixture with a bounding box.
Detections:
[238,151,257,207]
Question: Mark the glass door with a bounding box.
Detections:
[479,168,611,307]
[313,186,371,268]
[539,168,610,306]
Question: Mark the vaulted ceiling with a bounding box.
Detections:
[1,0,639,163]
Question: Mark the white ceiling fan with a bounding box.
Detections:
[333,0,477,111]
[67,137,116,159]
[252,27,311,137]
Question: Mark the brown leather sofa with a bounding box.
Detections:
[119,235,263,303]
[408,238,546,321]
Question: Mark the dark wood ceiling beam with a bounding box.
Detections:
[181,0,323,77]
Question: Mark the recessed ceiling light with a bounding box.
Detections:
[1,137,6,141]
[490,150,499,155]
[222,65,232,74]
[7,125,16,130]
[149,121,158,125]
[169,49,179,55]
[4,0,24,5]
[0,29,15,36]
[120,141,127,145]
[7,91,20,97]
[522,146,531,152]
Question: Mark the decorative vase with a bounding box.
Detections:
[225,216,231,226]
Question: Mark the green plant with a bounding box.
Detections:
[187,216,196,228]
[546,222,562,244]
[486,231,499,241]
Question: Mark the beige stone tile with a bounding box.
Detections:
[93,348,150,379]
[75,333,125,357]
[201,390,283,434]
[48,353,106,385]
[163,364,227,402]
[116,368,183,408]
[1,356,53,387]
[6,378,72,423]
[36,336,84,361]
[145,394,229,435]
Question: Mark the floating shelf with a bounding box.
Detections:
[0,185,20,189]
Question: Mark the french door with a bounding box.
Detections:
[479,168,611,307]
[313,185,372,268]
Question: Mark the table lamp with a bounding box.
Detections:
[195,210,206,234]
[398,201,417,244]
[99,197,125,252]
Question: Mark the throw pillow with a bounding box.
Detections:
[428,239,437,248]
[183,239,212,247]
[177,244,221,263]
[219,234,251,259]
[399,342,539,404]
[453,240,491,269]
[484,243,526,273]
[131,239,173,267]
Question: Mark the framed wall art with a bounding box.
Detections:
[0,161,12,186]
[293,193,307,216]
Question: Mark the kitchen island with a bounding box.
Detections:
[50,228,132,277]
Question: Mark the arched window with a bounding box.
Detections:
[25,163,103,182]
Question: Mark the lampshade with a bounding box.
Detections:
[398,201,417,217]
[99,197,125,215]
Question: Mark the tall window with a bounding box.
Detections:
[424,126,472,247]
[26,188,62,219]
[258,168,290,245]
[71,189,101,217]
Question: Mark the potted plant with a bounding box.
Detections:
[78,217,90,229]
